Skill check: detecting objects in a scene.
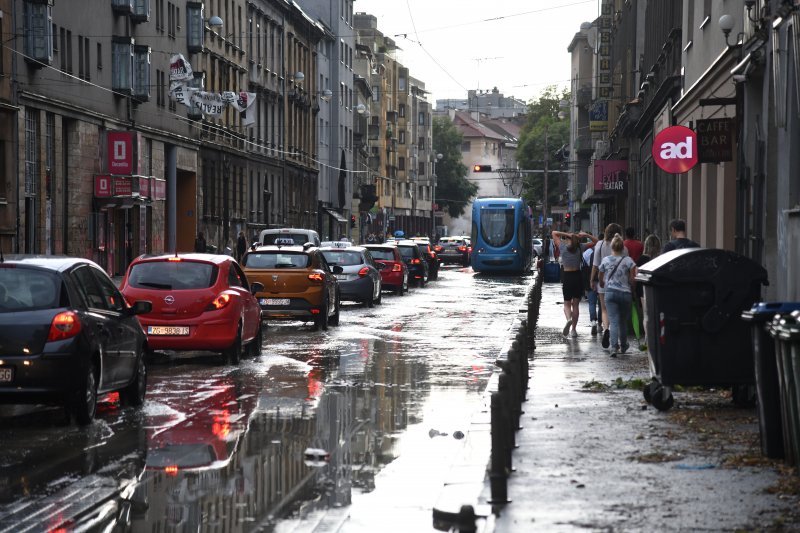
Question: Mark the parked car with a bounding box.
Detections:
[413,238,440,280]
[258,228,321,247]
[532,238,543,257]
[120,254,264,364]
[364,244,409,296]
[320,246,383,307]
[0,256,152,425]
[396,239,429,287]
[241,244,341,331]
[435,236,472,266]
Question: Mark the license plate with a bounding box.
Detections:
[261,298,290,306]
[147,326,190,336]
[335,274,347,281]
[0,367,12,383]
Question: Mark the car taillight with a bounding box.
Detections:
[392,263,402,272]
[458,246,467,252]
[47,311,82,342]
[207,293,232,311]
[167,257,182,262]
[434,246,443,252]
[411,258,421,264]
[358,267,370,277]
[308,272,324,283]
[429,251,436,258]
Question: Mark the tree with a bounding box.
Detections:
[432,116,478,218]
[516,87,571,217]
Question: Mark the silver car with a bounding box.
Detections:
[532,238,543,257]
[320,246,384,307]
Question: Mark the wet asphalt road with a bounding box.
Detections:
[0,265,531,532]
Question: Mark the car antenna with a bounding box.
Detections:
[0,243,4,263]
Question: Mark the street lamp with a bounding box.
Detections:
[263,188,272,227]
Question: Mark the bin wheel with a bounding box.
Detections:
[643,380,656,404]
[650,383,674,411]
[732,385,756,408]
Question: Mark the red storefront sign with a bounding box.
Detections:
[152,178,166,200]
[107,131,134,175]
[653,125,698,174]
[593,160,629,193]
[95,175,112,197]
[138,176,151,198]
[114,177,133,196]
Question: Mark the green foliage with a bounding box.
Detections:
[516,86,572,215]
[432,116,478,218]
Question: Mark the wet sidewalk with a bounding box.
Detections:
[474,281,800,531]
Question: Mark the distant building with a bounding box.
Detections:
[436,87,527,118]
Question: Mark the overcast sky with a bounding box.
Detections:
[352,0,600,108]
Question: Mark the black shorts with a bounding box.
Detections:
[561,270,584,301]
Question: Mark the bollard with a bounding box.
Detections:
[497,372,517,455]
[499,358,523,428]
[455,505,478,533]
[488,391,511,504]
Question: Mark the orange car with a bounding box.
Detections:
[241,243,341,330]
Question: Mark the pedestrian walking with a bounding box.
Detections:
[590,223,629,348]
[194,231,207,253]
[623,227,644,263]
[635,234,662,350]
[582,237,601,335]
[598,234,638,356]
[552,230,598,337]
[662,218,700,252]
[236,231,247,261]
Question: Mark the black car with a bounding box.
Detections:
[396,240,429,287]
[0,256,152,425]
[413,239,440,280]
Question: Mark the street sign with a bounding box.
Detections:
[653,125,698,174]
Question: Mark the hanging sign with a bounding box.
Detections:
[107,131,134,175]
[696,118,734,163]
[593,160,629,193]
[653,125,698,174]
[95,175,112,197]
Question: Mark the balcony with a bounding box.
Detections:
[386,110,398,124]
[368,124,380,141]
[576,86,592,107]
[574,135,594,155]
[368,156,380,171]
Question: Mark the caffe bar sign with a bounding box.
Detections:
[696,118,734,163]
[593,159,629,193]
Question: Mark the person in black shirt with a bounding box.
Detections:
[236,231,247,261]
[194,232,207,253]
[662,219,700,253]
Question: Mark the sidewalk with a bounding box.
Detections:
[480,281,800,531]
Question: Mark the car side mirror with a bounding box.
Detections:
[250,281,264,294]
[130,300,152,315]
[332,265,344,274]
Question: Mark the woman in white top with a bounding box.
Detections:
[591,223,628,347]
[598,234,637,356]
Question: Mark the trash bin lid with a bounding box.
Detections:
[776,323,800,341]
[635,247,768,287]
[742,302,800,323]
[770,313,799,338]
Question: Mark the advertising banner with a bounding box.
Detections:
[593,159,629,193]
[696,118,734,163]
[653,125,698,174]
[95,175,112,197]
[114,177,132,196]
[107,131,134,175]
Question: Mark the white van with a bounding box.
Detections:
[258,228,321,247]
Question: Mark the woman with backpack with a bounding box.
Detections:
[552,230,598,337]
[598,234,638,356]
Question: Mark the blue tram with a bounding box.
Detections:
[470,197,533,274]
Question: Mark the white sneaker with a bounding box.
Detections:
[571,330,578,338]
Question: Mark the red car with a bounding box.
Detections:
[120,254,264,364]
[364,244,409,296]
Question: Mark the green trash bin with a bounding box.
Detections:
[771,313,800,466]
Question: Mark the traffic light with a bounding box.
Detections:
[472,164,492,172]
[350,215,356,228]
[565,212,571,222]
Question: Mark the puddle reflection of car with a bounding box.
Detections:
[0,256,152,425]
[320,246,383,307]
[119,254,264,364]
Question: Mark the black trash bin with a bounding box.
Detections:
[770,313,800,466]
[742,303,800,459]
[636,248,768,411]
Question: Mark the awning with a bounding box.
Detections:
[322,206,348,224]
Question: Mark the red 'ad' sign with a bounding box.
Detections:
[107,131,133,175]
[653,125,698,174]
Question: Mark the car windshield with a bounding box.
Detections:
[321,251,364,266]
[128,261,217,290]
[0,267,63,311]
[243,252,310,269]
[262,233,311,245]
[368,248,396,261]
[480,208,515,247]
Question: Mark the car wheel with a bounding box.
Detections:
[249,322,264,357]
[73,361,98,426]
[329,292,341,326]
[396,283,404,296]
[120,351,147,407]
[314,297,330,330]
[224,324,243,364]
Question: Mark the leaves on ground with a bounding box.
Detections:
[580,377,646,392]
